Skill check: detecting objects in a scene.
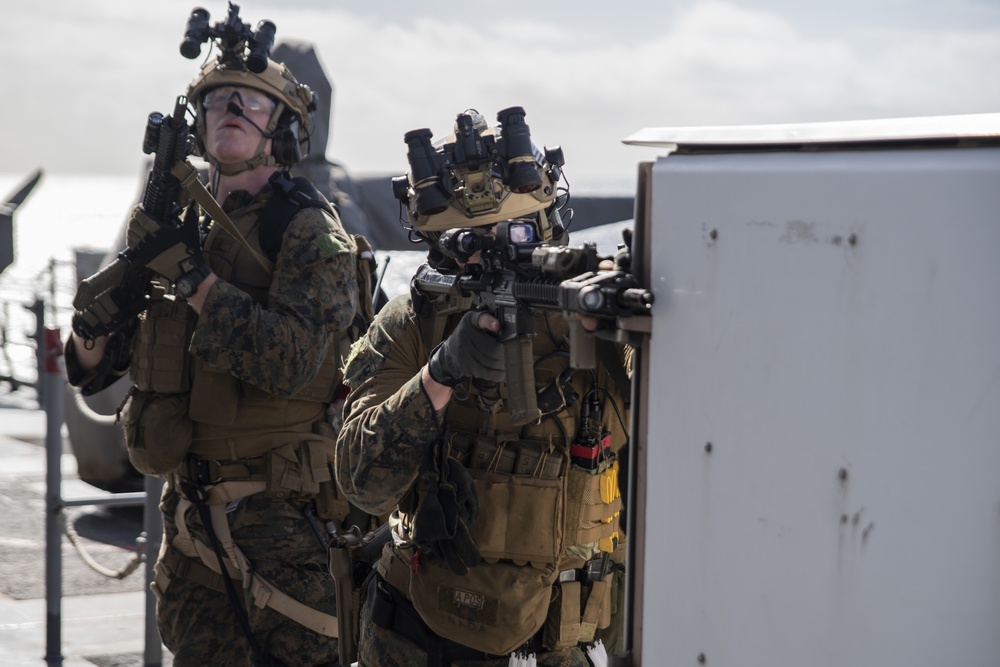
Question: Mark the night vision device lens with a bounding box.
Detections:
[247,20,276,74]
[497,106,542,194]
[405,128,452,216]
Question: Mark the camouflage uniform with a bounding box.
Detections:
[68,184,358,666]
[336,293,629,667]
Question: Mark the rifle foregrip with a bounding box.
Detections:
[568,319,597,369]
[504,337,540,426]
[73,256,130,311]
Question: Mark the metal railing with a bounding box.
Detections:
[39,315,165,667]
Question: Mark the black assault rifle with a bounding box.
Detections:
[71,96,194,341]
[413,221,654,425]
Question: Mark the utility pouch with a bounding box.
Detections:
[469,468,563,566]
[121,388,193,475]
[264,440,333,500]
[131,295,194,393]
[405,542,558,656]
[544,580,582,651]
[580,577,612,643]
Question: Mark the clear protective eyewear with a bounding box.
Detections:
[202,87,276,114]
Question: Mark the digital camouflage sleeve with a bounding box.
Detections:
[190,206,358,397]
[335,294,445,517]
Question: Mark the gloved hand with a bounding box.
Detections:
[410,457,481,575]
[427,310,505,387]
[128,205,209,298]
[71,288,132,340]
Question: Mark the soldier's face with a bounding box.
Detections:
[204,86,275,165]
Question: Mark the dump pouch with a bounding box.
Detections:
[121,389,193,475]
[404,542,558,656]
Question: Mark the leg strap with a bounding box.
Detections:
[163,481,340,638]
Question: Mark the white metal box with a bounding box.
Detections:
[626,115,1000,667]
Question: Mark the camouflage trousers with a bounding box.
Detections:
[357,574,593,667]
[155,485,340,666]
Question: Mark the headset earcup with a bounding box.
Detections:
[272,117,303,165]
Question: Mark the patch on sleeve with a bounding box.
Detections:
[314,232,349,259]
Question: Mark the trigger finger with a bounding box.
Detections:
[474,312,501,333]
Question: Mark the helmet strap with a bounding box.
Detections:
[216,152,277,176]
[210,102,285,176]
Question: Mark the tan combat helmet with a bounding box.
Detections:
[393,107,568,243]
[180,5,317,175]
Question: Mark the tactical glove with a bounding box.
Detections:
[128,205,210,298]
[427,310,505,387]
[71,288,129,340]
[410,457,481,575]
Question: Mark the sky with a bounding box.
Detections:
[4,0,1000,194]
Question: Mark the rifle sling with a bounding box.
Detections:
[171,161,274,274]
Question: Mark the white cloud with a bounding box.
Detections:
[3,0,998,194]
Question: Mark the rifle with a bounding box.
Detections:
[413,221,654,425]
[71,96,193,341]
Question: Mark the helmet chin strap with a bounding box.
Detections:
[208,101,285,177]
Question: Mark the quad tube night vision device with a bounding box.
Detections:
[393,108,565,223]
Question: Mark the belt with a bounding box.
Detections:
[367,573,541,665]
[181,456,267,485]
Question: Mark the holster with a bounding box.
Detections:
[327,522,392,666]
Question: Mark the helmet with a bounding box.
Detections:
[393,108,568,244]
[188,56,317,173]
